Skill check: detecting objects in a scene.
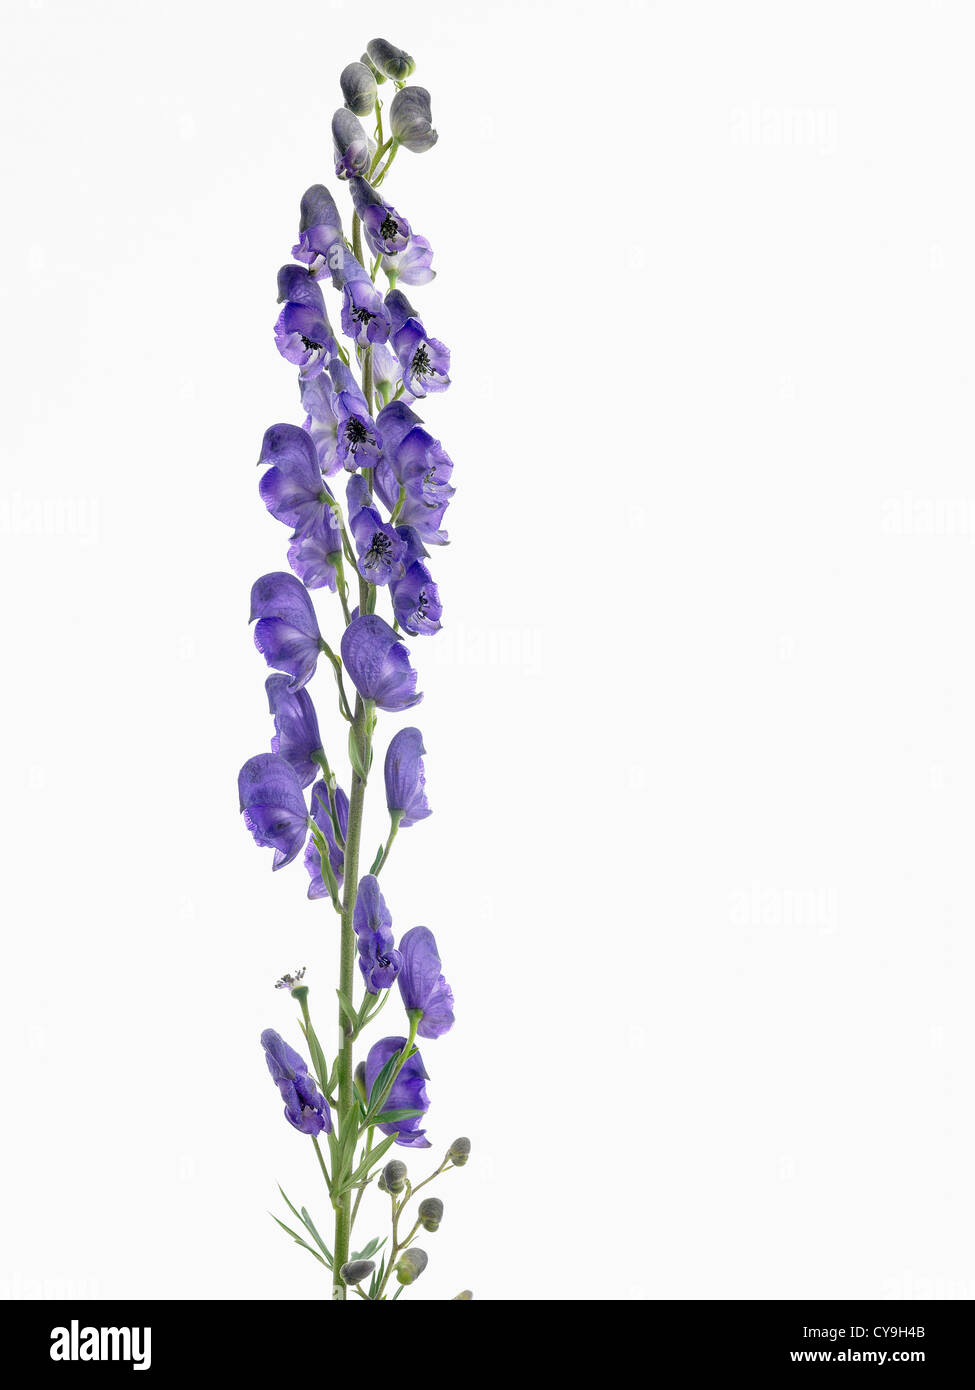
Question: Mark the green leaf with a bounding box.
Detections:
[298,1019,330,1094]
[269,1214,329,1268]
[339,1131,399,1193]
[373,1107,423,1124]
[299,1207,333,1264]
[336,988,358,1030]
[350,1235,387,1261]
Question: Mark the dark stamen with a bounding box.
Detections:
[364,532,393,569]
[380,213,399,241]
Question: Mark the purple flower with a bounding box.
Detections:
[304,779,349,900]
[375,422,455,546]
[391,560,442,635]
[371,341,410,408]
[384,726,432,826]
[238,753,309,870]
[347,474,408,585]
[332,107,373,179]
[274,265,336,379]
[250,572,323,691]
[330,360,383,468]
[340,614,422,711]
[389,86,438,153]
[366,38,415,83]
[386,289,449,396]
[335,251,391,347]
[292,184,344,279]
[257,423,343,590]
[266,675,324,788]
[382,234,436,287]
[299,376,341,476]
[261,1029,331,1136]
[349,176,412,257]
[398,926,454,1039]
[365,1036,431,1147]
[354,875,403,993]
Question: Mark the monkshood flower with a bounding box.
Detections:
[250,572,323,691]
[238,753,309,870]
[365,1036,431,1148]
[354,875,403,993]
[382,235,436,288]
[299,376,341,476]
[376,400,423,463]
[347,473,408,585]
[292,184,345,280]
[274,265,336,379]
[366,37,415,82]
[332,107,373,180]
[340,61,377,116]
[390,86,438,153]
[387,289,450,396]
[266,675,324,788]
[398,927,454,1039]
[305,779,350,900]
[349,176,412,258]
[261,1029,331,1136]
[336,251,391,347]
[257,424,343,590]
[340,614,422,711]
[392,560,442,635]
[375,422,455,546]
[384,727,431,826]
[329,360,383,468]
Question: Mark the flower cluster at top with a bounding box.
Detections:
[236,37,469,1302]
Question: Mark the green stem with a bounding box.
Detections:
[331,694,371,1298]
[372,811,402,875]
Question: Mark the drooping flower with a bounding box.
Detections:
[250,572,323,691]
[273,265,336,379]
[238,753,309,870]
[266,675,324,788]
[292,184,345,279]
[391,560,442,635]
[332,107,373,179]
[261,1028,331,1136]
[346,473,407,585]
[335,251,391,347]
[397,926,454,1039]
[257,423,343,589]
[374,422,455,546]
[340,61,377,116]
[299,375,341,476]
[329,360,383,468]
[340,614,422,711]
[366,37,415,82]
[382,234,436,288]
[349,176,412,257]
[386,289,449,396]
[365,1036,431,1147]
[384,726,432,826]
[304,779,350,900]
[353,875,403,993]
[390,86,438,153]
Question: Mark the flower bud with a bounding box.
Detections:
[452,1290,474,1300]
[395,1248,428,1285]
[340,1259,375,1286]
[331,108,372,180]
[447,1136,470,1166]
[366,38,415,82]
[381,1158,408,1194]
[390,86,438,153]
[340,61,378,117]
[353,1060,368,1103]
[418,1197,443,1232]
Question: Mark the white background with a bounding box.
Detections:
[1,0,973,1302]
